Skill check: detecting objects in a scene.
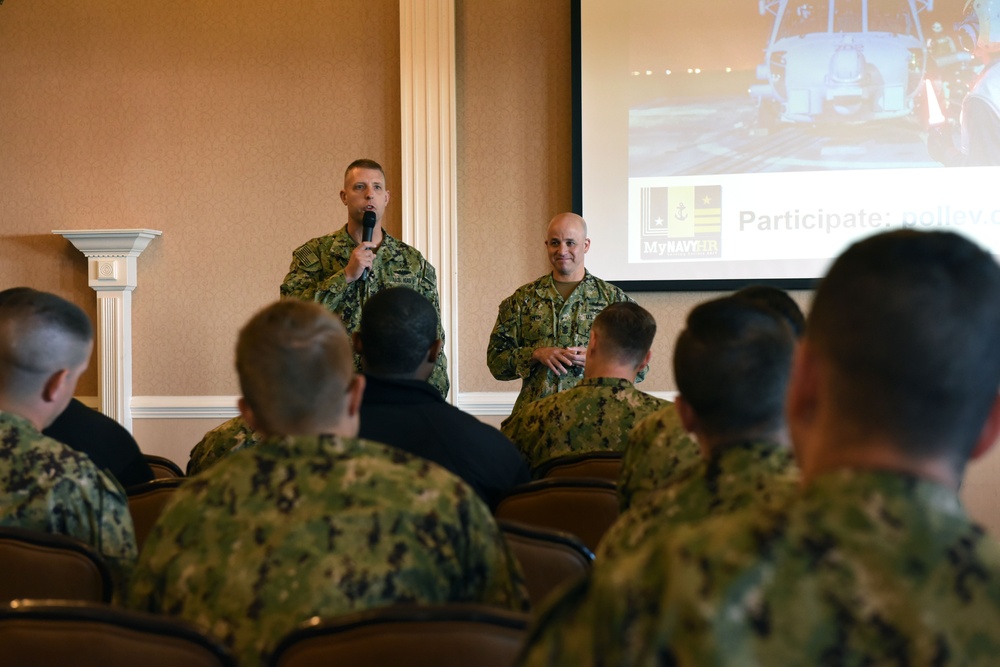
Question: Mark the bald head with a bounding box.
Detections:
[545,212,591,280]
[547,212,587,238]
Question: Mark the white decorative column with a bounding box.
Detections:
[400,0,459,401]
[52,229,162,431]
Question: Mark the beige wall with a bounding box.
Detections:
[3,1,1000,536]
[0,0,402,398]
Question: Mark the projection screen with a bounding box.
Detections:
[575,0,1000,290]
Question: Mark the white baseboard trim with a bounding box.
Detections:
[452,390,677,414]
[102,390,677,421]
[131,396,241,420]
[453,392,520,415]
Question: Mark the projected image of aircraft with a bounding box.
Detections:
[624,0,977,175]
[752,0,934,125]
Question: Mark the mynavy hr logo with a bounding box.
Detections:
[640,185,722,259]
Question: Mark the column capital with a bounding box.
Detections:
[53,229,161,291]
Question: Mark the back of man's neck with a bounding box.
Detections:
[582,365,637,383]
[0,397,46,431]
[801,437,960,491]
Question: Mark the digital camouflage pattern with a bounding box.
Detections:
[0,410,137,598]
[488,271,643,422]
[520,470,1000,666]
[597,440,798,560]
[130,434,530,667]
[501,377,669,471]
[280,226,449,398]
[618,404,701,511]
[187,414,259,476]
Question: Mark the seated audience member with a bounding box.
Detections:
[501,302,667,471]
[597,296,798,559]
[518,230,1000,665]
[354,287,529,510]
[0,287,137,593]
[130,300,528,667]
[44,397,154,488]
[187,413,258,476]
[617,286,805,510]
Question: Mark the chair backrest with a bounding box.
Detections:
[0,599,237,667]
[0,528,112,604]
[268,604,529,667]
[498,520,593,607]
[532,451,624,483]
[144,455,185,479]
[126,478,185,552]
[493,479,619,552]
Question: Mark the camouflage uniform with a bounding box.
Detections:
[0,410,137,597]
[280,226,449,397]
[618,404,701,511]
[488,271,643,422]
[187,414,259,476]
[501,377,668,471]
[519,469,1000,666]
[130,434,530,667]
[597,440,798,560]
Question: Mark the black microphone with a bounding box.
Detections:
[361,210,377,281]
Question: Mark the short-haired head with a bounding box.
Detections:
[807,229,1000,466]
[732,285,806,338]
[236,300,354,435]
[0,288,93,409]
[591,302,656,369]
[357,287,439,378]
[344,158,386,183]
[674,296,795,441]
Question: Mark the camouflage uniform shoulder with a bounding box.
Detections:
[618,403,700,510]
[578,271,633,304]
[187,414,260,476]
[500,274,554,307]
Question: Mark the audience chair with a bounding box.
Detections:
[268,603,529,667]
[498,520,594,607]
[144,454,185,479]
[0,599,237,667]
[494,479,619,552]
[532,451,624,483]
[126,478,185,552]
[0,527,113,604]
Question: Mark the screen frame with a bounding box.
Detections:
[571,0,829,293]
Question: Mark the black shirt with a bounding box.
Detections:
[358,375,529,510]
[43,398,154,488]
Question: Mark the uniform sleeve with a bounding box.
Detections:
[517,542,669,667]
[75,467,138,602]
[462,493,531,613]
[488,296,536,381]
[619,418,703,514]
[126,488,188,613]
[279,240,353,312]
[500,404,546,469]
[416,259,451,398]
[517,575,596,666]
[499,408,525,448]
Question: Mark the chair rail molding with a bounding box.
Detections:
[53,228,162,431]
